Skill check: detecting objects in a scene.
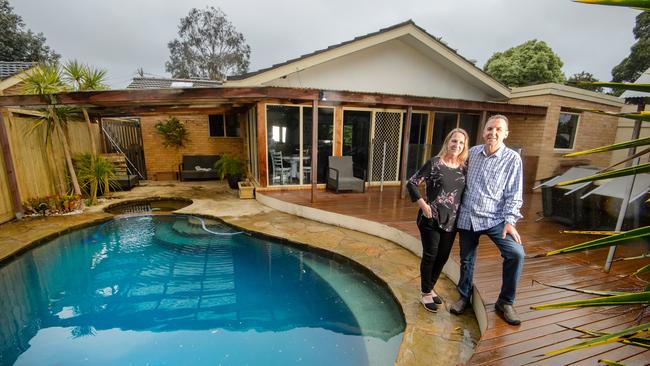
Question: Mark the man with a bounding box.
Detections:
[449,114,524,325]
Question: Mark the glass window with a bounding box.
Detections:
[459,114,480,147]
[554,113,579,149]
[226,114,240,137]
[209,113,240,137]
[266,105,300,185]
[432,112,458,155]
[404,112,428,178]
[208,114,225,137]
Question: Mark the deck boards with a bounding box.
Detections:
[263,187,649,365]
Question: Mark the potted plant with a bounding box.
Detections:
[237,180,255,199]
[214,154,246,189]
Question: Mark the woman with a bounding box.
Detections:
[406,128,468,312]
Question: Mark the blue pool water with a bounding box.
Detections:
[0,215,405,365]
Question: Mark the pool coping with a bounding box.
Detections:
[256,192,488,335]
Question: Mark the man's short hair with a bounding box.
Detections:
[486,114,509,130]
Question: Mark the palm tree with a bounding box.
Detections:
[22,63,82,196]
[63,60,108,157]
[74,153,116,204]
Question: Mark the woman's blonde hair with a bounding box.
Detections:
[436,128,469,164]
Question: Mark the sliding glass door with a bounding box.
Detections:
[342,110,371,180]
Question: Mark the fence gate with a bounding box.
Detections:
[101,118,147,179]
[370,111,403,183]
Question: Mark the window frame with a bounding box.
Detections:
[553,111,580,151]
[208,113,241,138]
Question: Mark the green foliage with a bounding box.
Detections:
[165,6,251,80]
[540,322,650,356]
[22,61,109,94]
[484,39,565,87]
[27,105,80,145]
[214,154,246,180]
[533,2,650,361]
[575,0,650,10]
[598,360,626,366]
[564,136,650,157]
[567,71,603,92]
[612,11,650,83]
[545,226,650,255]
[532,292,650,309]
[0,0,59,62]
[155,116,189,147]
[21,63,67,95]
[555,161,650,185]
[63,59,108,91]
[23,193,81,215]
[74,153,117,205]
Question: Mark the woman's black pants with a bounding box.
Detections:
[417,212,456,294]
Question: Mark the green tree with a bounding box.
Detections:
[63,59,109,157]
[165,6,250,81]
[484,39,566,87]
[612,11,650,83]
[0,0,59,62]
[567,71,603,92]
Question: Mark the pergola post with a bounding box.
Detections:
[311,99,318,203]
[0,112,24,219]
[399,106,412,199]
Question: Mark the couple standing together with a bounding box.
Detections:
[406,114,525,325]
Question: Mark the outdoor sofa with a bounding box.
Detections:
[178,155,221,181]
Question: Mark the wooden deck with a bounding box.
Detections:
[263,187,649,365]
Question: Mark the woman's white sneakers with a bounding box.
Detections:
[421,293,438,313]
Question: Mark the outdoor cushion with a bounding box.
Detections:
[179,155,220,181]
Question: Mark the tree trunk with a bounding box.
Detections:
[49,106,82,196]
[82,108,97,158]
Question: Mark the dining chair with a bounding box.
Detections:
[271,151,291,184]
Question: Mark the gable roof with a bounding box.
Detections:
[0,62,36,81]
[226,20,510,99]
[0,62,36,94]
[127,77,222,89]
[511,83,623,108]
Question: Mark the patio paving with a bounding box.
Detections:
[0,180,480,366]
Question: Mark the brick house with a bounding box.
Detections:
[0,21,623,193]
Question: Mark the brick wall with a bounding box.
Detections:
[508,95,620,182]
[141,112,245,180]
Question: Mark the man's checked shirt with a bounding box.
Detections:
[457,144,523,231]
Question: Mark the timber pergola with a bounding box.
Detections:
[0,86,547,208]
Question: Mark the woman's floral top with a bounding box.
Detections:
[406,156,466,232]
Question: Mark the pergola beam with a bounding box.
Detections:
[0,87,547,117]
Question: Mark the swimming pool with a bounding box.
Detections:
[0,215,405,365]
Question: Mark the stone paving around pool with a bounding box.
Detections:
[0,181,480,365]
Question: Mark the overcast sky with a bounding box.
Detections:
[11,0,642,89]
